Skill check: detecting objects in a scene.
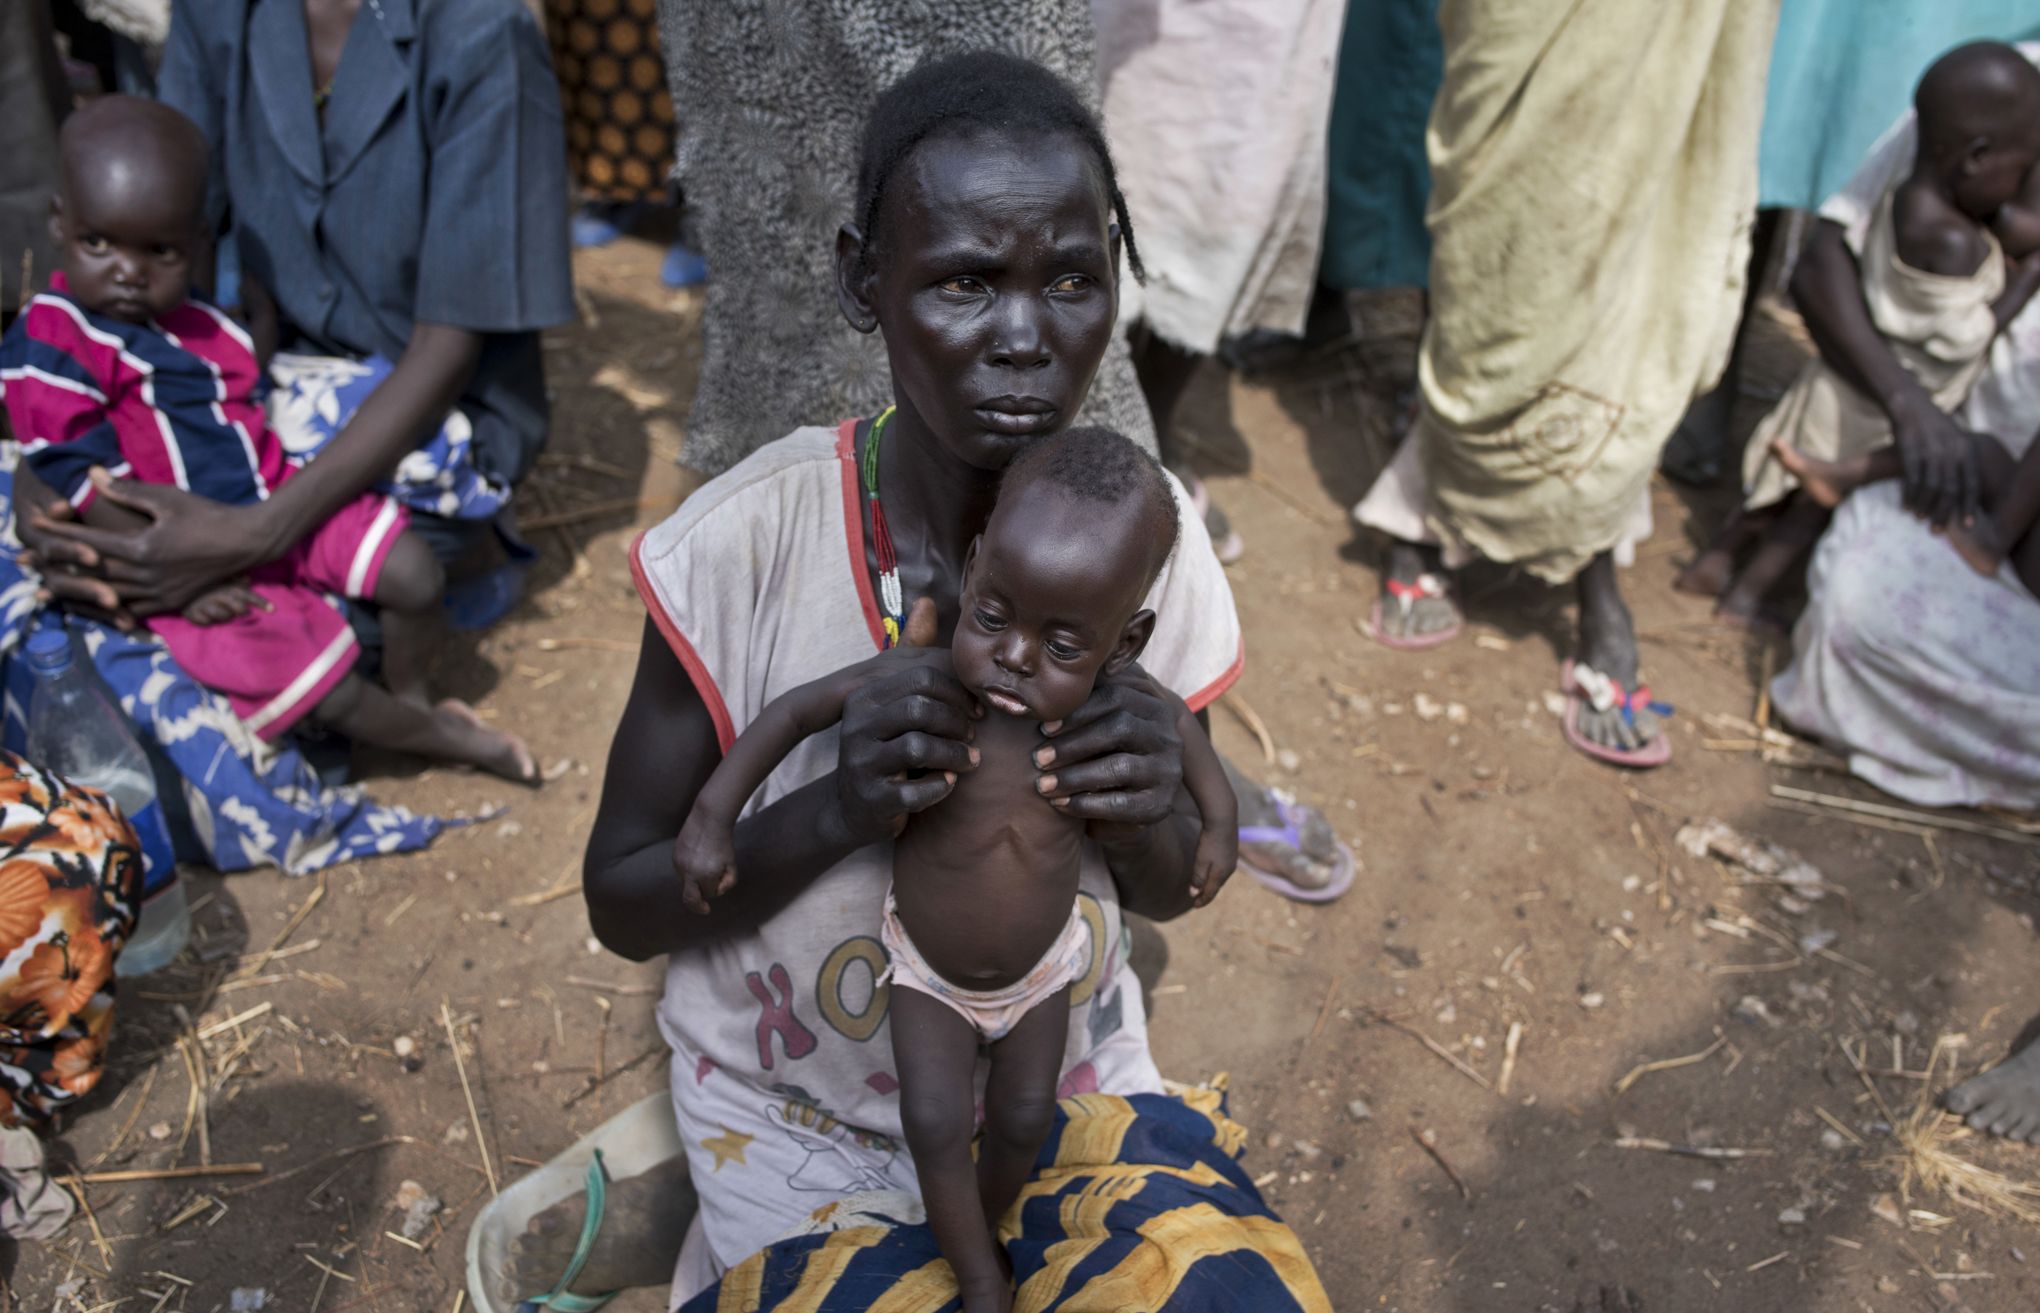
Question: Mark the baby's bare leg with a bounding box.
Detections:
[368,531,445,708]
[977,985,1071,1246]
[892,988,1012,1313]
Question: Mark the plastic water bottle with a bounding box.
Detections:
[22,626,188,975]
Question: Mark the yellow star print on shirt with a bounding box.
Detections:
[702,1125,754,1171]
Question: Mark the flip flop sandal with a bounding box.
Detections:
[1361,573,1463,651]
[466,1092,685,1313]
[1237,792,1357,904]
[1560,659,1673,769]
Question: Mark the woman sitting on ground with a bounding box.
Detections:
[487,52,1328,1313]
[7,0,573,868]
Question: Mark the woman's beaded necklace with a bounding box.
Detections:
[859,406,905,648]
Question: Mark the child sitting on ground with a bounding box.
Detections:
[1677,42,2040,626]
[0,96,534,782]
[671,425,1237,1312]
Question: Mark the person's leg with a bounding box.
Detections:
[311,672,536,783]
[1673,503,1776,598]
[365,531,444,708]
[1944,1031,2040,1143]
[1377,539,1460,640]
[504,1156,699,1302]
[891,987,1011,1313]
[976,985,1072,1243]
[1132,324,1243,563]
[1572,550,1660,753]
[1660,209,1782,487]
[1769,440,1904,509]
[1714,494,1828,629]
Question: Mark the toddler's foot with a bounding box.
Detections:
[1944,517,2008,578]
[502,1157,695,1304]
[1769,438,1865,509]
[1943,1037,2040,1142]
[436,699,539,785]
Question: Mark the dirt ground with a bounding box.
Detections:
[12,238,2040,1313]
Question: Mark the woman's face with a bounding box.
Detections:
[847,129,1120,471]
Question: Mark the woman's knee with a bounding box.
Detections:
[371,532,445,612]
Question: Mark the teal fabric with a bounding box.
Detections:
[1758,0,2040,211]
[1320,0,1442,292]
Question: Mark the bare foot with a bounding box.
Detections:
[1769,437,1865,510]
[1943,516,2008,578]
[502,1156,697,1304]
[436,699,539,785]
[1943,1036,2040,1143]
[1672,547,1736,598]
[1573,553,1660,755]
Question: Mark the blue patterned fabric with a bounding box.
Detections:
[0,452,455,876]
[268,351,511,522]
[680,1087,1331,1313]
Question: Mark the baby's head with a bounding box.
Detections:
[952,427,1180,722]
[50,96,210,324]
[1915,42,2040,219]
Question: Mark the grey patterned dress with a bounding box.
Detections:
[655,0,1157,475]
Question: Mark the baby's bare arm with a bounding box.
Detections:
[1169,685,1237,907]
[672,644,954,912]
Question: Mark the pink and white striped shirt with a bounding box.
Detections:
[0,272,286,512]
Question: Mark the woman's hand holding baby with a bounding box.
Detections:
[833,597,979,847]
[1032,668,1184,830]
[25,470,271,616]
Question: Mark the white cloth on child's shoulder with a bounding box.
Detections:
[1773,49,2040,812]
[1814,40,2040,448]
[1743,183,2003,510]
[629,422,1243,1299]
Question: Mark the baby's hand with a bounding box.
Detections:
[1186,823,1237,909]
[182,582,270,627]
[671,811,738,915]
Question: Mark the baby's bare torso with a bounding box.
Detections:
[892,711,1086,989]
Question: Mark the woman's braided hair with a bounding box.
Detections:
[852,50,1143,284]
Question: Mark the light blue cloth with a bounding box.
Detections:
[1758,0,2040,211]
[157,0,575,490]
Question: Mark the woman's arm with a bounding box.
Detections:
[244,323,481,558]
[585,618,979,961]
[1792,219,1979,526]
[22,325,483,615]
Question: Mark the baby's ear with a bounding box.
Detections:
[961,534,983,586]
[1102,609,1156,675]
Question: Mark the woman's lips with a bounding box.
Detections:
[980,688,1031,716]
[973,407,1058,436]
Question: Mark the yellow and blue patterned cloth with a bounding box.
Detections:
[682,1087,1331,1313]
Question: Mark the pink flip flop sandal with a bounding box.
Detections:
[1361,574,1463,651]
[1237,793,1357,904]
[1560,659,1673,769]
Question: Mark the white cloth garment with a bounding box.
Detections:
[1092,0,1345,354]
[1771,48,2040,810]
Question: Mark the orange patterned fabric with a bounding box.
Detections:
[0,752,138,1128]
[545,0,677,202]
